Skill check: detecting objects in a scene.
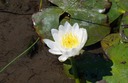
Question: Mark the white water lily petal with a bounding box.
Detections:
[72,48,80,56]
[58,25,65,37]
[58,48,79,62]
[59,25,64,31]
[58,55,68,62]
[51,29,58,39]
[49,49,62,55]
[64,21,72,33]
[64,21,71,29]
[62,48,79,57]
[43,39,59,51]
[73,23,79,31]
[81,29,88,45]
[51,29,60,42]
[78,28,88,49]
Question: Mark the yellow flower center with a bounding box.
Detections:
[61,32,79,49]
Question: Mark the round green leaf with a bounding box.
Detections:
[101,29,128,82]
[32,7,110,46]
[32,8,64,39]
[103,42,128,83]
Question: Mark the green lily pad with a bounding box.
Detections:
[64,52,112,83]
[108,0,125,24]
[101,27,128,82]
[114,0,128,11]
[48,0,78,11]
[63,63,74,79]
[32,7,110,46]
[32,8,64,39]
[103,42,128,83]
[48,0,109,13]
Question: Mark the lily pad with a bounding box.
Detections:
[107,0,125,24]
[32,7,110,46]
[101,28,128,82]
[48,0,78,11]
[48,0,109,13]
[103,42,128,83]
[114,0,128,11]
[32,7,64,39]
[64,52,112,83]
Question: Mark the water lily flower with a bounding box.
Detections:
[43,21,88,62]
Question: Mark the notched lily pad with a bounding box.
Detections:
[32,0,110,46]
[32,7,64,40]
[103,42,128,83]
[101,22,128,82]
[32,7,110,46]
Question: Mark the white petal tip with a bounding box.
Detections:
[49,49,62,55]
[58,56,68,62]
[65,21,70,24]
[64,21,71,27]
[43,39,48,43]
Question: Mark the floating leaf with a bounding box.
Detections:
[48,0,78,11]
[49,0,109,13]
[114,0,128,11]
[107,0,125,24]
[32,8,64,39]
[64,52,112,83]
[103,42,128,83]
[63,63,74,79]
[32,0,110,46]
[32,8,110,46]
[101,26,128,82]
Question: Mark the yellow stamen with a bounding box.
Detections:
[61,32,79,49]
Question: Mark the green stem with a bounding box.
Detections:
[70,57,80,83]
[39,0,43,11]
[0,38,40,73]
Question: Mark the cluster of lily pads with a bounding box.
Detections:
[32,0,128,83]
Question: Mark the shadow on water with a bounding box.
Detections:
[65,51,113,83]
